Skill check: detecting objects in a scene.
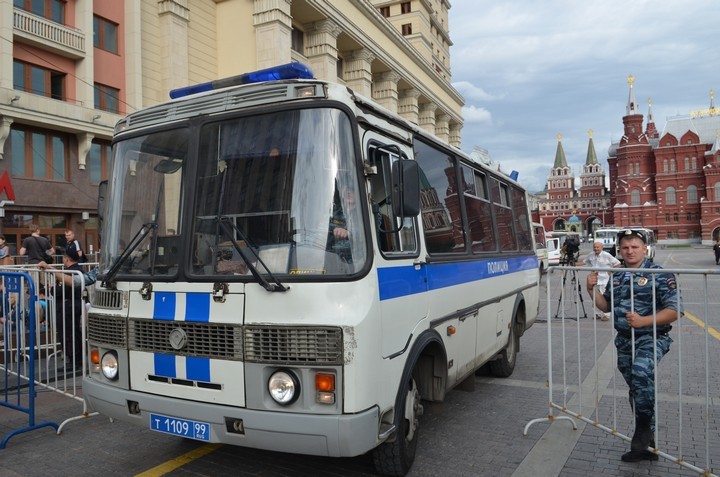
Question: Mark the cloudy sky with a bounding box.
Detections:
[448,1,720,193]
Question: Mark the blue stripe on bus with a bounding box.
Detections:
[377,255,537,301]
[154,353,176,378]
[186,357,210,382]
[154,292,176,320]
[185,293,210,322]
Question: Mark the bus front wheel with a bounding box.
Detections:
[372,375,423,476]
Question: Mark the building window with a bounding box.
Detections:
[665,186,676,205]
[93,15,118,54]
[336,57,344,80]
[379,6,390,17]
[670,158,676,172]
[691,157,697,170]
[94,83,119,113]
[663,159,668,173]
[684,157,689,171]
[715,182,720,201]
[13,60,64,100]
[631,189,640,206]
[401,23,413,35]
[88,140,112,184]
[7,125,69,181]
[291,26,304,54]
[687,185,698,204]
[14,0,64,24]
[401,2,411,14]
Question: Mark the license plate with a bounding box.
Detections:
[150,413,210,441]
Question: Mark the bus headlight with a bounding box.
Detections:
[268,370,299,405]
[101,351,119,381]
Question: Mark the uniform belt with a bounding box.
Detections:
[617,327,671,340]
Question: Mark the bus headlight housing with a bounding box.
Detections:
[101,351,119,381]
[268,369,299,405]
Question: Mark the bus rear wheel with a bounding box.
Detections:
[372,376,423,476]
[490,324,518,377]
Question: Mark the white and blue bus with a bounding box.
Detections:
[83,63,539,476]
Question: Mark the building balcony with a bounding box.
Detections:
[13,8,85,59]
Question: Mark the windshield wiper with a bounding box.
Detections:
[216,216,288,292]
[101,222,157,286]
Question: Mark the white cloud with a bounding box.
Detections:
[452,81,501,102]
[448,0,720,194]
[461,105,492,124]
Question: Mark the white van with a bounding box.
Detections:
[547,237,561,266]
[594,227,622,256]
[533,222,549,274]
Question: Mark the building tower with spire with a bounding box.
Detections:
[578,130,611,231]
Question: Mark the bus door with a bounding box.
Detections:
[366,135,428,358]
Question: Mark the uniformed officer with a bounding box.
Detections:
[586,229,683,462]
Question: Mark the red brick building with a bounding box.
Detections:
[536,132,612,239]
[609,77,720,244]
[536,77,720,245]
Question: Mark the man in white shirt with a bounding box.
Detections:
[579,239,621,320]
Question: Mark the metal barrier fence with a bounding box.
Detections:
[526,265,720,477]
[0,271,59,447]
[0,264,98,448]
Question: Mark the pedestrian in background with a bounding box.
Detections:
[19,224,55,265]
[586,229,683,462]
[0,234,11,265]
[713,238,720,265]
[577,238,621,320]
[64,229,87,264]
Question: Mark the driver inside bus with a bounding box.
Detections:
[329,186,356,263]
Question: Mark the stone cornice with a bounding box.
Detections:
[306,0,463,122]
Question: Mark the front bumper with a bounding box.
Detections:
[83,377,380,458]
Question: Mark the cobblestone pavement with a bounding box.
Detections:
[1,245,718,477]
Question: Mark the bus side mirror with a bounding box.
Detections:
[391,159,420,218]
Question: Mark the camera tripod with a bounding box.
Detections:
[554,253,588,320]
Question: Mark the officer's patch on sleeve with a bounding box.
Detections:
[666,277,677,289]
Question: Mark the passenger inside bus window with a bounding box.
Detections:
[328,186,356,263]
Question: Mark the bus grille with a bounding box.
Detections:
[244,326,343,365]
[87,314,127,347]
[129,319,244,360]
[91,289,124,310]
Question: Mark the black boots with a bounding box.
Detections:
[621,415,658,462]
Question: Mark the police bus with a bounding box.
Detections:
[83,63,540,476]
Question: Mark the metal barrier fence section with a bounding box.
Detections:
[0,265,98,448]
[526,265,720,477]
[0,271,59,447]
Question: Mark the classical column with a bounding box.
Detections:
[0,1,14,89]
[419,102,437,136]
[398,89,421,124]
[449,122,462,148]
[253,0,292,69]
[372,71,401,113]
[344,49,375,97]
[303,19,341,81]
[435,113,450,143]
[158,0,190,96]
[74,0,94,108]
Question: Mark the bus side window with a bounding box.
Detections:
[369,144,418,255]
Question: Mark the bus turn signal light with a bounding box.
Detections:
[315,373,335,392]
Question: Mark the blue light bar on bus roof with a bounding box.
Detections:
[169,62,315,99]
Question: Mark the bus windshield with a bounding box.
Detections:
[100,108,366,280]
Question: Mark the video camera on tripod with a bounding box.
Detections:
[560,235,581,266]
